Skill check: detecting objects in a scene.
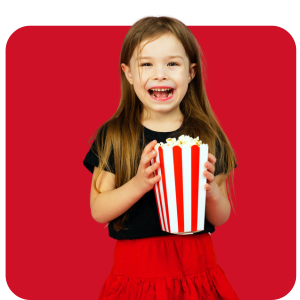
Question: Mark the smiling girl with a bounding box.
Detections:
[84,16,239,300]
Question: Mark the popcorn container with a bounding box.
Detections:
[151,142,208,235]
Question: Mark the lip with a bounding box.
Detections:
[147,87,176,102]
[148,86,175,90]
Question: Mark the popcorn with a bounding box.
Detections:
[154,135,206,150]
[151,136,209,235]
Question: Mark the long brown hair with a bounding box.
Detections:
[89,16,238,231]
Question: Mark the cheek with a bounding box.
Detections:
[132,79,148,98]
[175,78,189,98]
[132,69,145,85]
[176,77,189,90]
[174,70,189,85]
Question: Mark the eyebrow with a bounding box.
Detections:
[137,55,184,60]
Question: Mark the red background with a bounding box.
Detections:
[6,26,296,299]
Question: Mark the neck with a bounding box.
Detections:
[141,112,184,132]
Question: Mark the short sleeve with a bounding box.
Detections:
[214,137,237,176]
[83,127,115,174]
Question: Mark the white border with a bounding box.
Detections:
[1,1,298,299]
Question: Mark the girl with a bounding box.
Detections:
[84,16,239,300]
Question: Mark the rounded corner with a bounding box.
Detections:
[5,274,27,300]
[271,25,296,49]
[6,26,31,51]
[277,274,297,299]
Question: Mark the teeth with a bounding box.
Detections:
[150,91,173,98]
[150,88,172,91]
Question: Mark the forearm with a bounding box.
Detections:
[91,176,144,223]
[205,184,231,227]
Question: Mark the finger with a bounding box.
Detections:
[141,148,158,167]
[146,170,161,184]
[141,144,157,168]
[205,183,211,191]
[203,170,214,183]
[150,173,161,184]
[144,161,159,177]
[204,161,215,174]
[207,153,217,165]
[141,140,157,161]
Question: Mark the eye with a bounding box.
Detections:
[140,62,179,67]
[168,62,179,66]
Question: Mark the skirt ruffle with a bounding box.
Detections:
[98,233,239,300]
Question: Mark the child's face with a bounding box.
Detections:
[121,33,196,119]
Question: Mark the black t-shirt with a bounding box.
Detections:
[83,124,237,240]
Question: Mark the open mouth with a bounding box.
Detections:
[148,88,174,98]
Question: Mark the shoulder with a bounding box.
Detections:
[93,122,111,150]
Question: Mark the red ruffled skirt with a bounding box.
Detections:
[98,233,239,300]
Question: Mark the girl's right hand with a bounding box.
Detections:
[134,140,161,195]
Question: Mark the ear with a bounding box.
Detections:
[121,63,133,85]
[189,63,197,82]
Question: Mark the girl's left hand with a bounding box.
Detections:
[203,153,219,201]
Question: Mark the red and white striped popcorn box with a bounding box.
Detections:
[151,143,208,235]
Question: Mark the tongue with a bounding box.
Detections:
[153,91,169,98]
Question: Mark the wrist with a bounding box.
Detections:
[205,182,230,226]
[131,175,147,198]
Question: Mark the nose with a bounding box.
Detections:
[152,65,168,81]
